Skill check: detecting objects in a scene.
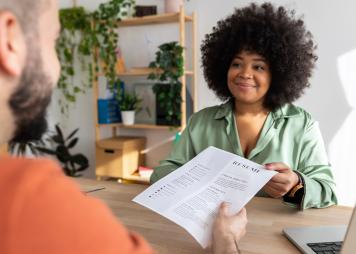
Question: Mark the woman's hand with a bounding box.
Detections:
[263,162,299,198]
[212,202,247,254]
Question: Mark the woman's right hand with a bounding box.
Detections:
[212,202,247,254]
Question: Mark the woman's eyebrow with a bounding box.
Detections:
[251,57,267,62]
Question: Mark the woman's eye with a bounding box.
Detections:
[254,65,265,71]
[231,62,241,68]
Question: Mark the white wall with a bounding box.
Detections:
[56,0,356,205]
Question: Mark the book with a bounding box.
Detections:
[138,166,154,178]
[133,146,277,248]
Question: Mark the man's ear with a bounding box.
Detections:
[0,11,26,77]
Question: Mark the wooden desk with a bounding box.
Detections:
[77,178,353,254]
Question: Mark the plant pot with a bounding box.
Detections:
[164,0,184,13]
[121,110,135,125]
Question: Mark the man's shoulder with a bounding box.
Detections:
[0,156,62,187]
[1,156,60,171]
[0,156,154,253]
[0,156,66,214]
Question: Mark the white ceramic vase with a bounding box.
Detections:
[121,110,135,125]
[164,0,184,13]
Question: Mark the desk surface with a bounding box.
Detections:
[77,178,353,254]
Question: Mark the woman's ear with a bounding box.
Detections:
[0,11,26,77]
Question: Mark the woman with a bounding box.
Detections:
[150,2,337,210]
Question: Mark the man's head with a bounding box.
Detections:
[0,0,60,144]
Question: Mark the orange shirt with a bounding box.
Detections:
[0,156,155,254]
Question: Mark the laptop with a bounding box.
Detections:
[283,205,356,254]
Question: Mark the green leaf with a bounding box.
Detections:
[35,147,57,155]
[67,138,79,149]
[73,86,82,93]
[66,128,79,141]
[55,124,65,142]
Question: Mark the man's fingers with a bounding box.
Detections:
[236,207,246,218]
[219,203,247,220]
[219,202,230,215]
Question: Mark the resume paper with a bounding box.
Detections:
[133,146,277,248]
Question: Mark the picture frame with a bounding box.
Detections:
[134,82,156,125]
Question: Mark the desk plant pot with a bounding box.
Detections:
[117,90,142,125]
[121,110,135,125]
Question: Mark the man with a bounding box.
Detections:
[0,0,247,253]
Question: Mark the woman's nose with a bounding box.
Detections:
[238,67,252,79]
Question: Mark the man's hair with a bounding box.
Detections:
[0,0,45,36]
[201,2,318,111]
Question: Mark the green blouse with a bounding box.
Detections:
[150,101,337,210]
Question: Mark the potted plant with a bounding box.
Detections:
[148,41,183,126]
[9,124,89,177]
[117,91,142,125]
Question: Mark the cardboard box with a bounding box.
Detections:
[95,136,146,178]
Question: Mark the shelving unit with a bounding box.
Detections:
[93,7,197,183]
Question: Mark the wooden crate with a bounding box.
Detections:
[95,136,146,179]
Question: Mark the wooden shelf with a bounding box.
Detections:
[118,13,193,27]
[119,67,158,76]
[97,67,194,77]
[122,172,150,184]
[97,123,182,130]
[184,70,194,76]
[93,7,197,183]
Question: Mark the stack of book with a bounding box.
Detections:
[138,166,154,179]
[97,99,121,124]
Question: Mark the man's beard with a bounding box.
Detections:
[9,44,53,143]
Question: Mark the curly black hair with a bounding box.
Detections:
[201,2,318,110]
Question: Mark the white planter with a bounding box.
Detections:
[121,110,135,125]
[164,0,184,13]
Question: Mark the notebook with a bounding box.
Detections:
[283,205,356,254]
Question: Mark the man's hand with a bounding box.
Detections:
[263,162,299,198]
[212,202,247,254]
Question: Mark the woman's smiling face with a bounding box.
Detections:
[227,50,272,108]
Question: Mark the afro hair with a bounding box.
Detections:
[201,2,318,110]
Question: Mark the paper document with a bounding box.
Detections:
[133,146,277,248]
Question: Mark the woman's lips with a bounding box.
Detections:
[235,82,256,88]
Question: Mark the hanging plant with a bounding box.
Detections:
[148,41,184,126]
[56,0,135,114]
[91,0,136,90]
[56,7,91,113]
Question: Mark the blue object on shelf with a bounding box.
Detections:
[97,99,121,124]
[107,80,125,100]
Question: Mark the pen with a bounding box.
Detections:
[84,187,106,193]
